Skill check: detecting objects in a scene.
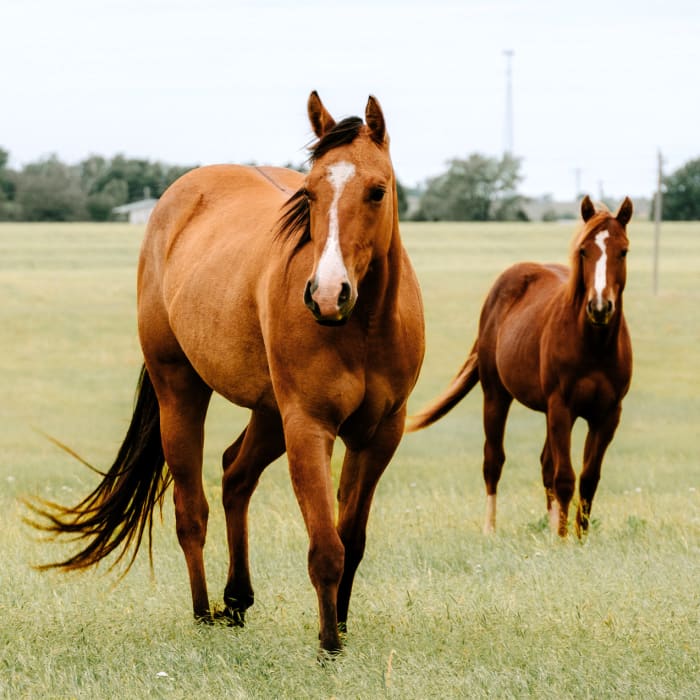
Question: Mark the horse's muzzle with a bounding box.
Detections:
[586,298,614,326]
[304,279,355,325]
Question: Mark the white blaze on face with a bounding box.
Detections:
[593,230,610,310]
[315,161,356,296]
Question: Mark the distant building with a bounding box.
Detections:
[112,198,158,224]
[523,196,651,222]
[523,197,579,222]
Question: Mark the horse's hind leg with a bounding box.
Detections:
[481,388,513,534]
[576,407,621,537]
[540,438,555,513]
[221,410,286,624]
[149,360,213,620]
[336,412,404,632]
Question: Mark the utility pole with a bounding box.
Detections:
[574,168,582,200]
[503,50,514,156]
[653,150,663,295]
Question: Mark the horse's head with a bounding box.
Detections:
[574,195,632,326]
[298,91,396,325]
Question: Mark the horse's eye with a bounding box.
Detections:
[579,248,587,258]
[620,249,628,259]
[304,189,316,203]
[369,187,386,203]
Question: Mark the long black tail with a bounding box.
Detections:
[26,365,169,573]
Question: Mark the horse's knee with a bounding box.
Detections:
[173,487,208,547]
[308,539,344,589]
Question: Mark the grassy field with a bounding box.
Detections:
[0,219,698,699]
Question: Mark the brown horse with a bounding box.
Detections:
[407,196,632,538]
[28,92,425,654]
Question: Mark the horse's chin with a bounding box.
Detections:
[586,313,613,327]
[315,317,349,327]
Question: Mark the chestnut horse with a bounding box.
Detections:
[407,196,632,538]
[29,92,424,653]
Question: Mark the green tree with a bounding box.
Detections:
[0,148,19,219]
[414,153,526,221]
[659,157,700,220]
[88,155,195,205]
[396,178,408,219]
[86,178,129,221]
[14,155,87,221]
[80,155,110,194]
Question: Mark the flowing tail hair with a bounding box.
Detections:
[25,365,169,574]
[405,347,480,432]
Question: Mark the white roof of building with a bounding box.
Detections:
[112,198,158,214]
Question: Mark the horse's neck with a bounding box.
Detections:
[358,220,404,322]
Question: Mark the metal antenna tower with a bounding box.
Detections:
[503,50,514,155]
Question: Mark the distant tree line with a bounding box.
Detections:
[0,148,195,221]
[1,146,699,222]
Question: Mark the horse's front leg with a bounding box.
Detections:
[546,395,575,537]
[576,406,621,537]
[336,411,404,632]
[283,413,344,655]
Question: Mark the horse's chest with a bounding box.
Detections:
[568,370,622,418]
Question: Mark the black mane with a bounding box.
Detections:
[310,117,363,161]
[276,188,311,254]
[275,117,364,250]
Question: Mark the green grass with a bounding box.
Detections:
[1,220,699,699]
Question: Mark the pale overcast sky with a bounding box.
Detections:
[3,0,698,200]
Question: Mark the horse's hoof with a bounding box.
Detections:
[194,607,246,627]
[317,646,342,666]
[194,611,215,625]
[216,606,246,627]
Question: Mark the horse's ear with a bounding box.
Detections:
[365,95,387,145]
[308,91,336,138]
[581,195,596,222]
[616,196,633,226]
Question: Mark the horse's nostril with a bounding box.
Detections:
[606,300,613,313]
[338,282,351,306]
[304,280,321,316]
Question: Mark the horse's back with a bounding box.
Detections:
[480,261,567,332]
[145,164,302,258]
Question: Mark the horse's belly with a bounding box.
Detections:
[188,335,275,410]
[166,276,277,411]
[478,263,559,412]
[493,313,547,412]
